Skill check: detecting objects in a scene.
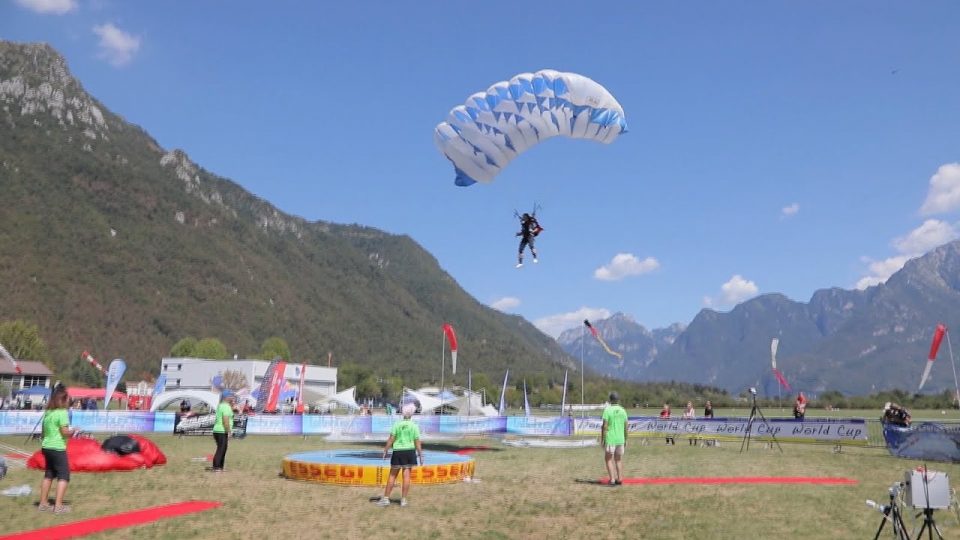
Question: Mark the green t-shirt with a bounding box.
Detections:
[212,402,234,434]
[390,419,420,450]
[42,409,69,450]
[602,404,628,446]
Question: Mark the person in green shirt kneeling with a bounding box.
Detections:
[377,403,422,508]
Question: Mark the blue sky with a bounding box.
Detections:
[5,1,960,337]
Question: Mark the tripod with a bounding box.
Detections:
[739,392,783,453]
[914,507,943,540]
[872,486,910,540]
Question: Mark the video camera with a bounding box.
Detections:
[748,387,757,396]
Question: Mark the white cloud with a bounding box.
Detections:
[593,253,660,281]
[920,163,960,216]
[855,255,911,290]
[781,203,799,218]
[93,23,141,67]
[892,219,958,254]
[490,296,520,312]
[704,275,759,307]
[856,220,957,289]
[533,306,611,339]
[15,0,77,15]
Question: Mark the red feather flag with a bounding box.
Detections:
[919,324,947,390]
[443,323,458,375]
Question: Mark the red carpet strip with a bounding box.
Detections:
[603,476,857,485]
[0,500,222,540]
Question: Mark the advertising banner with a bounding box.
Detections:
[302,415,371,435]
[575,416,867,443]
[507,416,572,436]
[439,415,507,435]
[246,414,302,435]
[372,414,440,434]
[70,411,156,433]
[0,411,43,435]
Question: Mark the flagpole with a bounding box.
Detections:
[440,330,445,409]
[947,330,960,408]
[580,324,585,418]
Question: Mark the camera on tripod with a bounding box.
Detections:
[748,387,757,396]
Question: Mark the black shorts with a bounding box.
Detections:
[390,449,418,468]
[42,448,70,482]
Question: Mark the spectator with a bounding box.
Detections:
[682,401,696,445]
[882,402,911,427]
[660,403,675,445]
[793,393,807,420]
[703,400,714,418]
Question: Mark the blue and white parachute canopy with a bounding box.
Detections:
[434,69,627,186]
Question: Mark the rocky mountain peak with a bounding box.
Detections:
[0,41,109,141]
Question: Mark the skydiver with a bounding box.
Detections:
[515,212,543,268]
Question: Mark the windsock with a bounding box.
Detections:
[443,323,458,375]
[0,342,21,374]
[919,324,947,390]
[584,320,623,361]
[81,351,107,374]
[771,338,791,390]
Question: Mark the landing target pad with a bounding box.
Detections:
[282,449,475,486]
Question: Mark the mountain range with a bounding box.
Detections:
[0,41,572,387]
[4,40,956,398]
[558,243,960,395]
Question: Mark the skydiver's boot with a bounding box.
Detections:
[532,249,538,264]
[516,255,523,268]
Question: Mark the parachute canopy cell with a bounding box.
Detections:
[434,70,628,186]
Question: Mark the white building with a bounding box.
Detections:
[158,358,337,404]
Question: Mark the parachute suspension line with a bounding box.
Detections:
[947,330,960,408]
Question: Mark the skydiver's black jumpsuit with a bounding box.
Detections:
[517,215,540,264]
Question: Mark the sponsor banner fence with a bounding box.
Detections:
[246,414,302,435]
[0,411,865,443]
[439,415,506,435]
[302,415,371,435]
[506,416,572,436]
[371,414,441,434]
[574,416,868,444]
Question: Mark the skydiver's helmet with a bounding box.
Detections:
[522,213,530,220]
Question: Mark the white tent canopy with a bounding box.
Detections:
[315,386,359,410]
[150,390,221,412]
[402,388,444,414]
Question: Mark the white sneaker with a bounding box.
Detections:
[375,497,390,507]
[515,263,523,268]
[533,258,538,263]
[400,498,408,507]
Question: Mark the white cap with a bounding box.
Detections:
[401,403,416,418]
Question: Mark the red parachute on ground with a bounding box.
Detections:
[27,435,166,472]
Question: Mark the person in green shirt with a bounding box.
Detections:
[600,391,628,486]
[376,403,423,508]
[38,387,77,513]
[211,390,236,472]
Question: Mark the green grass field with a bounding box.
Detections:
[3,416,960,539]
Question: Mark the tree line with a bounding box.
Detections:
[3,318,960,411]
